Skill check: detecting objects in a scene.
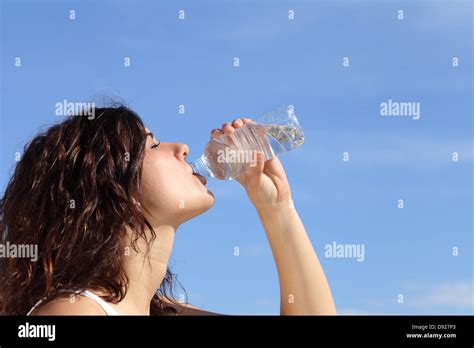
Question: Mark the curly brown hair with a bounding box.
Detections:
[0,105,183,315]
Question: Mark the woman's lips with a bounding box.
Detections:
[186,162,207,185]
[193,173,207,185]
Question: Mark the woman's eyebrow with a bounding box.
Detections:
[145,132,155,139]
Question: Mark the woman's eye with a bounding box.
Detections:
[151,141,161,149]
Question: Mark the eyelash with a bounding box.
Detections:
[151,141,161,149]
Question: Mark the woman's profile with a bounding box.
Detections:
[0,105,336,315]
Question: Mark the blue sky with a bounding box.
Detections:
[1,0,472,314]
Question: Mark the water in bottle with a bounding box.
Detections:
[190,105,304,180]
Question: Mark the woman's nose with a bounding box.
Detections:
[175,143,189,160]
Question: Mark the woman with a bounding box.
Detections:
[0,105,336,315]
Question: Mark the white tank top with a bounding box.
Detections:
[26,290,119,316]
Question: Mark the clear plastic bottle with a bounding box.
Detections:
[190,105,304,180]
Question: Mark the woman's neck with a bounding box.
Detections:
[115,223,177,314]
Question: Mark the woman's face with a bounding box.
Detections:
[138,129,215,226]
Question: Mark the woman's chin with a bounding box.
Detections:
[179,198,214,224]
[191,191,215,216]
[206,188,215,200]
[202,189,215,211]
[196,183,215,207]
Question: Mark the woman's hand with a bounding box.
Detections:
[211,118,337,315]
[210,118,292,210]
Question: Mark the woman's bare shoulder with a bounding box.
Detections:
[30,295,106,316]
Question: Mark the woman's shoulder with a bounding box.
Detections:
[30,294,106,315]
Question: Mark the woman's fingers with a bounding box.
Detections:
[222,122,234,135]
[245,151,265,186]
[210,128,223,139]
[211,117,252,139]
[233,118,253,127]
[232,118,243,128]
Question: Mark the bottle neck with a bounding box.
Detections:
[190,156,212,178]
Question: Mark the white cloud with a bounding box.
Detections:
[408,280,473,310]
[337,308,370,315]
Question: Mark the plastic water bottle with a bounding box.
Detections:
[190,105,304,180]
